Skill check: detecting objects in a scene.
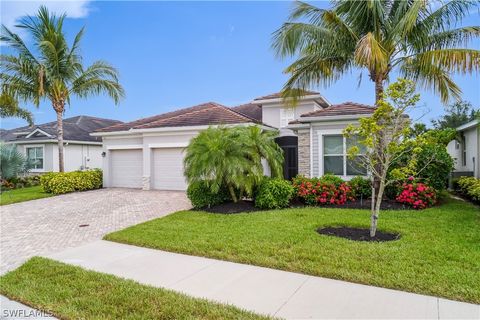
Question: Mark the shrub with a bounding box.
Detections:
[292,175,353,206]
[254,178,294,209]
[395,180,437,209]
[40,170,102,195]
[6,175,41,189]
[318,173,344,187]
[457,176,480,202]
[348,176,372,199]
[187,181,231,209]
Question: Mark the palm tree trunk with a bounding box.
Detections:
[374,75,384,104]
[53,102,65,172]
[227,184,238,203]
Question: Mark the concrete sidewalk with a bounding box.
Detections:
[46,240,479,319]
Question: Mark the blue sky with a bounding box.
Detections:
[1,1,479,129]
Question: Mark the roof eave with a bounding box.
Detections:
[253,94,328,105]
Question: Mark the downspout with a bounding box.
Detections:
[309,123,313,178]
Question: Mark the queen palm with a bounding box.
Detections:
[0,6,124,172]
[272,0,480,104]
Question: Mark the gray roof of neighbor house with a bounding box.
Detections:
[1,116,123,143]
[97,102,261,133]
[288,102,375,125]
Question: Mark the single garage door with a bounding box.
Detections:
[152,148,187,190]
[110,149,143,188]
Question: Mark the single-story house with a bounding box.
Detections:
[94,92,375,191]
[447,119,479,178]
[1,115,122,173]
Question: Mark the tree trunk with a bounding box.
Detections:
[372,74,385,207]
[227,184,238,203]
[374,74,384,105]
[370,179,385,237]
[53,102,65,172]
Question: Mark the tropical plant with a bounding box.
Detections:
[0,143,29,180]
[0,6,125,172]
[184,126,258,202]
[0,91,33,125]
[237,125,285,179]
[272,0,480,104]
[431,100,479,129]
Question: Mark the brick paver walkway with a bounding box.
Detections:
[0,188,190,274]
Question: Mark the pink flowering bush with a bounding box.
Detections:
[396,179,437,209]
[292,175,354,206]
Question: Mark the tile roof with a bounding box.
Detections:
[300,102,375,118]
[97,102,260,132]
[254,90,320,101]
[231,103,262,122]
[2,116,122,143]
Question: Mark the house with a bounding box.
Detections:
[1,116,122,173]
[447,119,479,178]
[94,92,375,191]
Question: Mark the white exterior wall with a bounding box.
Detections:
[448,125,479,178]
[262,101,321,128]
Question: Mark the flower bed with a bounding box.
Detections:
[292,175,354,206]
[395,180,437,209]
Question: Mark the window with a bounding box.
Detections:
[461,134,466,166]
[323,135,367,176]
[280,108,295,128]
[26,146,44,170]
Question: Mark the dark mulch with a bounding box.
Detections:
[317,226,400,242]
[200,200,261,214]
[290,198,409,210]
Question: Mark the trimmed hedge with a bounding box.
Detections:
[457,176,480,202]
[40,170,103,195]
[187,181,231,209]
[254,178,294,209]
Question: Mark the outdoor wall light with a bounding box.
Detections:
[101,151,106,158]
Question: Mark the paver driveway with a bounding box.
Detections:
[0,188,190,274]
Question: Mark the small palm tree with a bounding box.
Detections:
[0,143,30,180]
[237,126,284,179]
[273,1,480,104]
[0,6,125,172]
[184,126,262,202]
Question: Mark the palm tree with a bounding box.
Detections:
[272,0,480,105]
[237,125,284,179]
[0,143,30,180]
[0,6,124,172]
[0,91,33,125]
[184,126,263,202]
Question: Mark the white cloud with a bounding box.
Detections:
[1,0,92,32]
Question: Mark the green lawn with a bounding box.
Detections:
[0,257,268,320]
[0,186,52,205]
[105,197,480,304]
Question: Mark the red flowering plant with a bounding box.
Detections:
[292,175,355,206]
[395,176,437,209]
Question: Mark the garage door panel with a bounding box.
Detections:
[152,148,187,190]
[110,149,142,188]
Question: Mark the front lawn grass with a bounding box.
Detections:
[0,257,268,320]
[105,197,480,304]
[0,186,52,206]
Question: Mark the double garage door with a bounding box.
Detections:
[110,148,187,190]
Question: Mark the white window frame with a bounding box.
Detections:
[317,130,367,179]
[280,107,295,128]
[25,144,45,172]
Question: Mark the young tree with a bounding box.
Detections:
[431,100,479,129]
[345,79,445,237]
[0,6,125,172]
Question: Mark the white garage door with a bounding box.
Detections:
[110,149,143,188]
[152,148,187,190]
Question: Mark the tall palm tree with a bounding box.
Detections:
[272,0,480,105]
[0,6,125,172]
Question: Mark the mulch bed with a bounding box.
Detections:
[199,198,411,214]
[317,226,400,242]
[200,200,260,214]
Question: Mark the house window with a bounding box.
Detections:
[280,108,295,128]
[461,134,466,166]
[26,146,44,170]
[323,135,367,176]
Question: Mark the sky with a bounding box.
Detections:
[1,0,479,130]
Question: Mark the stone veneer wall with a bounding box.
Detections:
[297,130,310,177]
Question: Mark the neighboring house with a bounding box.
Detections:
[94,92,375,191]
[447,119,479,178]
[1,116,122,173]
